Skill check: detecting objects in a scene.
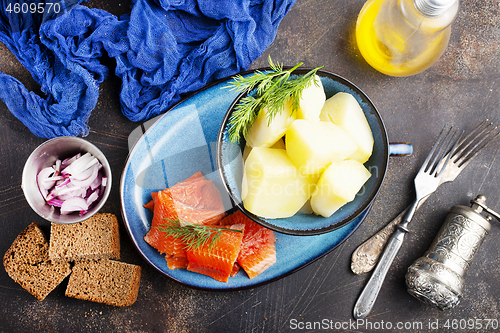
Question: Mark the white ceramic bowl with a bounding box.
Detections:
[21,136,112,224]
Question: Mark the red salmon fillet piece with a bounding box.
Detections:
[171,199,225,226]
[170,179,224,210]
[186,224,245,283]
[143,173,225,225]
[230,262,241,277]
[144,172,226,269]
[143,192,158,211]
[220,210,276,279]
[169,176,225,226]
[166,256,189,270]
[144,189,185,257]
[143,171,205,211]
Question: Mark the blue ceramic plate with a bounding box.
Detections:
[217,68,389,235]
[120,69,373,290]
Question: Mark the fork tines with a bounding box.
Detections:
[424,126,462,176]
[452,120,500,167]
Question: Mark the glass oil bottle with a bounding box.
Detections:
[355,0,459,76]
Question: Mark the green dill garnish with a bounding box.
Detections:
[225,56,323,143]
[155,218,243,252]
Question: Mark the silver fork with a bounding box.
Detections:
[353,126,462,319]
[351,120,500,275]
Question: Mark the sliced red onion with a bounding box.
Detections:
[64,154,98,177]
[47,175,65,182]
[46,184,79,201]
[86,189,100,206]
[47,198,64,207]
[37,152,105,215]
[37,166,57,193]
[90,173,102,190]
[61,153,80,169]
[60,196,89,215]
[70,164,99,188]
[54,159,61,173]
[71,163,94,181]
[56,178,71,188]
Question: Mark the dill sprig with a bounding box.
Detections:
[155,218,243,252]
[225,56,323,143]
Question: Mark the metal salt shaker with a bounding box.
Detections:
[405,195,500,310]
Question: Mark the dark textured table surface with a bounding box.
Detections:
[1,0,500,332]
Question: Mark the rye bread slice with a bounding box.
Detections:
[3,223,71,301]
[49,213,120,261]
[65,259,141,307]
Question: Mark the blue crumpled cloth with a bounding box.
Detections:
[0,0,295,138]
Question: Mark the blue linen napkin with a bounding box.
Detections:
[0,0,296,138]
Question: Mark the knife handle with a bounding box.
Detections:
[353,224,408,319]
[350,208,406,275]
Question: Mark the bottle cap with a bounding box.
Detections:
[414,0,456,17]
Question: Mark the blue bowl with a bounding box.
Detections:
[217,68,389,235]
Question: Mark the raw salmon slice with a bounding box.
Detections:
[143,171,205,211]
[144,172,226,269]
[144,189,186,257]
[230,262,241,277]
[186,224,245,282]
[166,256,189,270]
[144,173,225,225]
[220,210,276,279]
[143,192,158,211]
[169,177,225,225]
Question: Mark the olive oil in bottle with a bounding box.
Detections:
[356,0,459,76]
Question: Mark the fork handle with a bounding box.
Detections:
[400,198,420,229]
[351,197,430,275]
[353,223,409,319]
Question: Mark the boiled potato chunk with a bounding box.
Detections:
[319,92,374,163]
[245,101,295,148]
[243,138,285,161]
[295,75,326,121]
[311,160,371,217]
[242,147,315,218]
[285,119,358,175]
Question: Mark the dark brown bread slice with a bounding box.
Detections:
[3,223,71,301]
[65,259,141,307]
[49,213,120,261]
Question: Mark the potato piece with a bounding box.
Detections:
[243,138,285,161]
[245,101,295,148]
[320,92,374,163]
[295,75,326,121]
[242,147,315,218]
[285,119,358,175]
[310,160,371,217]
